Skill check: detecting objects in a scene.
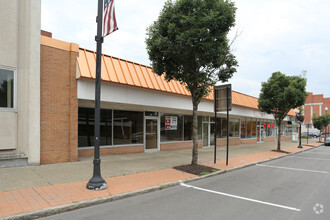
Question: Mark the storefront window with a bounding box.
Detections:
[220,118,239,138]
[247,119,252,138]
[252,120,257,138]
[264,122,275,137]
[198,116,202,140]
[113,110,143,145]
[184,115,193,140]
[160,113,184,142]
[221,118,228,137]
[241,119,246,138]
[231,119,240,137]
[78,108,112,147]
[0,68,14,108]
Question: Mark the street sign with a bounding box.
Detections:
[214,84,232,112]
[213,84,232,166]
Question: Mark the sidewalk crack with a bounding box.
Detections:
[32,187,52,207]
[32,167,53,186]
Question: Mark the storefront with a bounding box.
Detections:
[37,34,295,164]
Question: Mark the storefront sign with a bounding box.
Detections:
[165,116,177,130]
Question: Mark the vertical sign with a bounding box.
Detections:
[214,84,232,166]
[165,116,177,130]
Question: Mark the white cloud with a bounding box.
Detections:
[41,0,330,98]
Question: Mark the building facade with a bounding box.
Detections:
[38,34,295,164]
[303,92,330,132]
[0,0,41,167]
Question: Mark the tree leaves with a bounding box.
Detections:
[146,0,237,104]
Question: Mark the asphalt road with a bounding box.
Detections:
[42,146,330,220]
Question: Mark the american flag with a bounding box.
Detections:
[103,0,118,37]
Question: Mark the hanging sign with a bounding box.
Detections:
[165,116,177,130]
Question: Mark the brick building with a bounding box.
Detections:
[303,92,330,132]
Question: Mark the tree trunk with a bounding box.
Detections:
[191,102,199,165]
[277,122,281,151]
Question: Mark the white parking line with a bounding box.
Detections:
[256,164,328,174]
[179,181,300,211]
[291,156,330,161]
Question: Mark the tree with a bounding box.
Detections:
[258,72,307,151]
[312,114,330,141]
[146,0,238,165]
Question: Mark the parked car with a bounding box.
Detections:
[302,132,319,138]
[321,131,330,136]
[325,137,330,146]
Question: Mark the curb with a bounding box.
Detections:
[3,144,323,220]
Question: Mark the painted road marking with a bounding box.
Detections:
[291,156,330,161]
[256,164,328,174]
[179,181,300,211]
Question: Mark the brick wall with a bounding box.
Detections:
[264,137,275,142]
[281,136,292,141]
[160,141,202,151]
[40,41,79,164]
[240,138,258,145]
[78,145,144,157]
[217,138,241,146]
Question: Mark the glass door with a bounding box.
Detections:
[210,122,215,146]
[145,118,158,151]
[203,122,209,147]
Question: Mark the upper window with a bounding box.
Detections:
[0,67,15,109]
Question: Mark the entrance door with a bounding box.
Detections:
[203,122,209,147]
[203,122,215,147]
[145,118,158,151]
[210,123,215,146]
[257,124,264,143]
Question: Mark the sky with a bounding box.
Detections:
[41,0,330,98]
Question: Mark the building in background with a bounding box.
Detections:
[0,0,41,167]
[303,92,330,133]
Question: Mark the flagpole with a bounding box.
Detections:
[87,0,107,190]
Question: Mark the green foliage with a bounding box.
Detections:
[313,114,330,131]
[258,72,307,124]
[146,0,237,164]
[258,72,307,151]
[146,0,238,104]
[200,172,210,175]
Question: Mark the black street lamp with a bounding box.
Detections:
[298,122,302,148]
[295,109,304,149]
[325,107,328,143]
[86,0,107,190]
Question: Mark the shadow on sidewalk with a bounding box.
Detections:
[270,150,291,154]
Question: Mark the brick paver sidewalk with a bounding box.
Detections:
[0,143,322,219]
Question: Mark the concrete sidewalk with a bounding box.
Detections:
[0,139,323,219]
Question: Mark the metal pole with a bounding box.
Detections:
[298,123,302,148]
[325,108,328,143]
[214,89,217,164]
[87,0,107,190]
[226,87,229,166]
[307,124,309,145]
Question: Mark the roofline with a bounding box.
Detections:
[80,47,152,70]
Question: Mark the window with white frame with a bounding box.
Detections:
[0,67,15,109]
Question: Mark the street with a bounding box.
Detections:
[42,146,330,220]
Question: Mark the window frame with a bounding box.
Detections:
[0,66,17,112]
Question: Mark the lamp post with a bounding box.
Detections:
[294,109,303,148]
[326,107,328,142]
